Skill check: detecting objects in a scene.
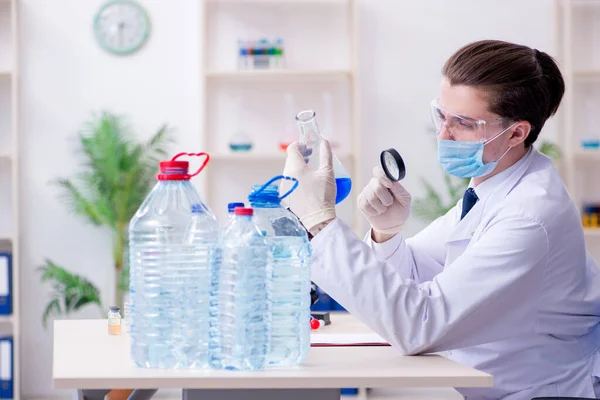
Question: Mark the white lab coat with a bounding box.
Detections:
[310,148,600,400]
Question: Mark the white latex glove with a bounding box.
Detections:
[281,140,337,233]
[358,166,412,235]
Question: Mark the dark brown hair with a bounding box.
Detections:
[442,40,565,147]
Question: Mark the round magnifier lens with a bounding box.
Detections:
[380,148,406,182]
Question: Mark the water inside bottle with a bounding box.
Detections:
[128,153,217,369]
[248,180,311,367]
[209,208,271,371]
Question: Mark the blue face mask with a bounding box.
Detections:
[437,123,517,178]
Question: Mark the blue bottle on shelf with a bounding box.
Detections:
[209,207,272,371]
[248,176,312,367]
[128,152,217,369]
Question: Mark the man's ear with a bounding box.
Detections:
[508,121,531,147]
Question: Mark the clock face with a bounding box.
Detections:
[93,0,150,55]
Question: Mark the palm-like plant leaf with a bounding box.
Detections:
[54,178,109,226]
[39,259,102,327]
[56,112,172,233]
[538,140,562,163]
[39,111,175,324]
[53,112,173,255]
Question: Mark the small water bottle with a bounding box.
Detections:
[248,176,312,367]
[295,110,352,203]
[128,152,218,369]
[227,202,244,220]
[209,207,271,371]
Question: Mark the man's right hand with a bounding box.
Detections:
[358,166,412,242]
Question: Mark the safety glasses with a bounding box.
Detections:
[430,98,511,143]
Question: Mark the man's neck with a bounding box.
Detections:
[472,145,529,187]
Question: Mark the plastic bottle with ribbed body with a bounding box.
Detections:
[128,152,217,369]
[209,207,271,371]
[248,176,312,366]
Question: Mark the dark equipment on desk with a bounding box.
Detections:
[310,311,331,326]
[380,148,406,181]
[311,282,319,306]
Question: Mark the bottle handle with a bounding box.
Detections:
[171,152,210,178]
[252,175,299,201]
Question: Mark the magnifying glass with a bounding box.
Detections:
[380,148,406,181]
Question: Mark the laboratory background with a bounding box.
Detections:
[0,0,597,398]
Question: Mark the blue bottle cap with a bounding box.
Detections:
[228,202,245,213]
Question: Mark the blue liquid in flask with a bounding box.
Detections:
[335,177,352,204]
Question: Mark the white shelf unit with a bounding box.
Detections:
[585,228,600,237]
[206,69,353,79]
[0,0,19,398]
[199,0,363,233]
[557,0,600,245]
[206,0,351,3]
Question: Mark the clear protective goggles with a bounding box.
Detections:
[430,98,512,143]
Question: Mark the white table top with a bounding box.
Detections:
[52,313,492,390]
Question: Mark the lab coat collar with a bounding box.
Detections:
[447,147,537,244]
[469,146,534,203]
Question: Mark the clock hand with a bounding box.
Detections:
[118,21,125,48]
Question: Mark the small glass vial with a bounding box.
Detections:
[108,306,122,335]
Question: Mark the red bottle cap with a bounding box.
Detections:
[156,152,210,181]
[234,207,254,216]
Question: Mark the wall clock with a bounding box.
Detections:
[93,0,151,56]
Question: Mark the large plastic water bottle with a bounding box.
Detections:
[209,207,272,371]
[295,109,352,204]
[248,176,312,366]
[128,152,218,369]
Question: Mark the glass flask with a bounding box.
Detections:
[295,110,352,204]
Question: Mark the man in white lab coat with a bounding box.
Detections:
[282,40,600,399]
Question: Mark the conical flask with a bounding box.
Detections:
[295,109,352,204]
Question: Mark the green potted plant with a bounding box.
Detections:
[39,111,173,327]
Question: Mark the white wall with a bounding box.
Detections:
[17,0,558,398]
